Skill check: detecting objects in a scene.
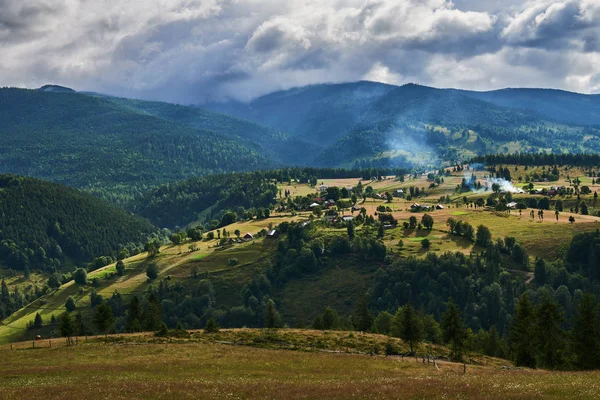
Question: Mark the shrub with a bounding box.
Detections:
[146,263,158,280]
[65,296,76,312]
[204,317,219,333]
[421,238,431,249]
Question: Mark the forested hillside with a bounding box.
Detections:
[0,88,275,200]
[456,88,600,126]
[107,98,318,166]
[0,175,156,272]
[208,81,600,167]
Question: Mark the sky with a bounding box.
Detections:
[1,0,599,103]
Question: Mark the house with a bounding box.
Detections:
[266,230,279,239]
[383,224,393,230]
[394,189,405,198]
[342,216,354,222]
[548,190,557,196]
[243,233,254,241]
[352,205,361,211]
[411,203,421,209]
[436,204,444,210]
[507,202,518,209]
[319,184,329,192]
[309,202,320,209]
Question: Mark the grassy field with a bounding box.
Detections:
[1,331,599,399]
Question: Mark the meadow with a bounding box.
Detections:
[1,331,600,399]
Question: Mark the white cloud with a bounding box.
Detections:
[0,0,598,102]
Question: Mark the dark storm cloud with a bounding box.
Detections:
[0,0,599,101]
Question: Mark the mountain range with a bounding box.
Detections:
[1,82,599,199]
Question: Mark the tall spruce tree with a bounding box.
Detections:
[354,294,374,332]
[533,295,565,369]
[571,293,600,370]
[94,302,114,335]
[398,304,424,354]
[509,294,536,367]
[441,299,467,360]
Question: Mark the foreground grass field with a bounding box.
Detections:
[1,331,599,400]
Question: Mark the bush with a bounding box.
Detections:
[65,296,76,312]
[73,268,87,285]
[421,238,431,249]
[146,263,158,280]
[204,317,219,333]
[228,258,239,266]
[116,260,125,276]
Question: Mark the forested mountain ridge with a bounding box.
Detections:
[0,175,156,272]
[0,88,276,200]
[105,97,319,166]
[454,88,600,127]
[207,81,600,167]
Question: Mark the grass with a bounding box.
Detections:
[1,331,599,399]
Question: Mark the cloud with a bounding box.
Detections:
[502,0,600,52]
[0,0,598,102]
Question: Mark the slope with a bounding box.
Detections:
[0,88,275,198]
[207,81,600,167]
[455,87,600,126]
[107,97,319,165]
[0,175,156,272]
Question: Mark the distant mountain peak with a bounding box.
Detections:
[37,84,75,93]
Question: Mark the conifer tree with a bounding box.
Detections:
[533,295,565,369]
[571,293,600,370]
[509,294,536,367]
[441,299,467,360]
[398,304,424,354]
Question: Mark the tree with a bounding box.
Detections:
[534,258,547,286]
[509,294,536,367]
[421,214,434,230]
[441,299,467,360]
[322,306,340,330]
[398,304,424,354]
[373,311,393,335]
[116,260,125,276]
[73,268,87,285]
[75,313,89,336]
[169,233,181,246]
[533,295,565,369]
[125,296,142,333]
[475,225,492,247]
[421,238,430,249]
[265,299,280,329]
[65,296,76,312]
[59,313,76,344]
[354,294,374,332]
[409,216,417,229]
[571,293,600,370]
[377,223,384,239]
[94,302,114,335]
[347,220,355,240]
[580,202,589,215]
[33,312,43,329]
[204,317,219,333]
[145,240,161,257]
[569,216,576,223]
[47,273,61,289]
[146,263,158,280]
